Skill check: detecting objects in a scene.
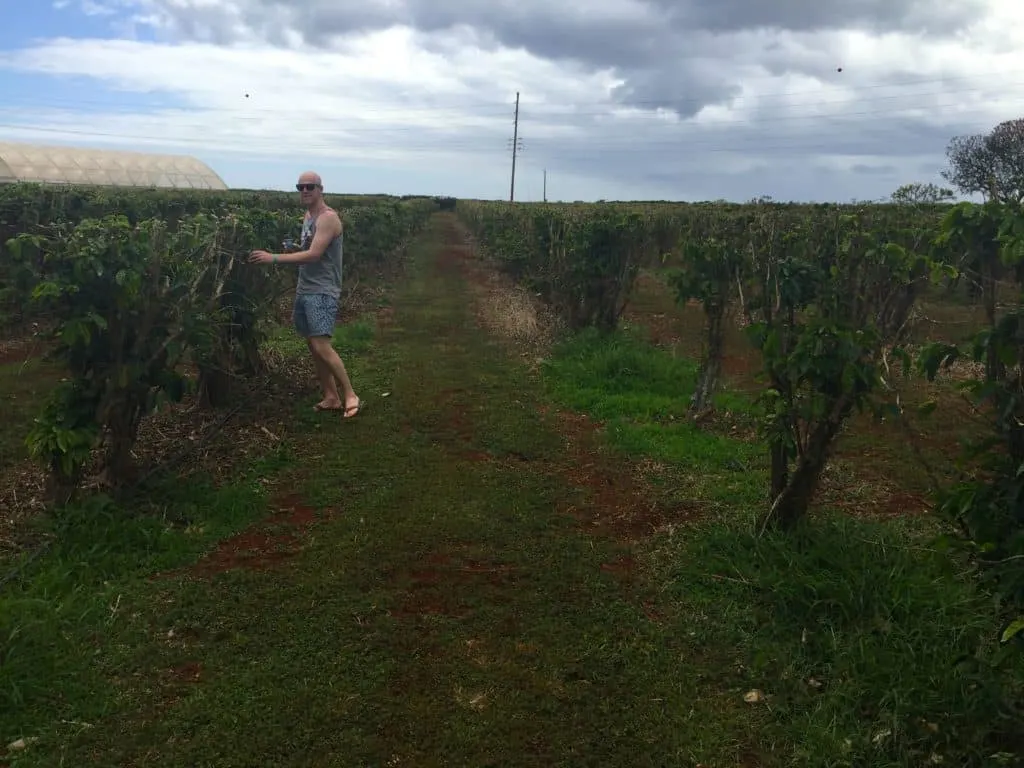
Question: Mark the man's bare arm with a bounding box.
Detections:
[274,211,342,264]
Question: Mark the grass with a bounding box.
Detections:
[539,287,1023,763]
[647,514,1024,766]
[1,214,1021,767]
[541,327,765,509]
[0,450,296,729]
[0,358,60,471]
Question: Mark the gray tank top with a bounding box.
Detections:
[295,209,343,298]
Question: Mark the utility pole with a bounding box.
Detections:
[509,91,519,202]
[543,169,547,202]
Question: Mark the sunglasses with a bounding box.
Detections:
[295,183,319,192]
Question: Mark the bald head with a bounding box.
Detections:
[296,170,325,210]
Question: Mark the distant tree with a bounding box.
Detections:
[891,182,955,205]
[942,118,1024,203]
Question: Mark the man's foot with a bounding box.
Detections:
[343,397,362,419]
[314,398,343,411]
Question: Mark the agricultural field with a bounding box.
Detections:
[1,183,1022,766]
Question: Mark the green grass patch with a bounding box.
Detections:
[648,513,1024,766]
[541,327,765,507]
[0,423,295,745]
[0,358,61,471]
[542,326,756,421]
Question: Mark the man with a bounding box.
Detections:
[249,171,361,418]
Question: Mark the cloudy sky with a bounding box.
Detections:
[0,0,1022,201]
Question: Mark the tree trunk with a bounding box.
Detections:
[239,333,266,376]
[690,303,725,416]
[45,461,81,507]
[982,256,1005,382]
[101,397,144,487]
[758,395,853,534]
[197,364,235,409]
[769,436,788,502]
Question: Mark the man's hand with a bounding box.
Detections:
[248,249,275,264]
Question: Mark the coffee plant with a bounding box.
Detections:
[3,187,436,501]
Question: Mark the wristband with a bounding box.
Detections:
[272,254,278,264]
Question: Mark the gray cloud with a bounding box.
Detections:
[851,164,900,175]
[654,0,984,36]
[135,0,988,57]
[128,0,992,119]
[31,0,1012,202]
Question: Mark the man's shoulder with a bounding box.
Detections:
[317,207,343,233]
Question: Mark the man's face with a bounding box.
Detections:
[296,178,321,204]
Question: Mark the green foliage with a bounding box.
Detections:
[463,198,955,529]
[0,184,434,331]
[10,212,250,494]
[943,117,1024,203]
[24,380,98,487]
[1,185,434,501]
[3,202,1023,767]
[918,199,1024,646]
[667,236,740,308]
[667,234,747,414]
[937,201,1008,350]
[543,316,1024,763]
[460,203,654,332]
[891,181,956,205]
[721,204,941,531]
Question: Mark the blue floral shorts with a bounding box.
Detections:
[293,293,339,338]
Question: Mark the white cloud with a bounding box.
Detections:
[3,0,1024,200]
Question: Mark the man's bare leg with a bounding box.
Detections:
[307,339,342,408]
[309,335,360,416]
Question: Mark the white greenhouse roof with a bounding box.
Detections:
[0,141,228,190]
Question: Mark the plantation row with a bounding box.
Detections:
[1,183,438,503]
[0,184,440,326]
[459,197,1024,642]
[3,182,1020,644]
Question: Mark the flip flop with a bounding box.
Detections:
[342,398,364,419]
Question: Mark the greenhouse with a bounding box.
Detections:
[0,141,228,189]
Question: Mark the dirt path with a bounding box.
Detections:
[21,215,755,767]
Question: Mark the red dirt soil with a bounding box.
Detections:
[161,492,325,579]
[165,660,203,684]
[388,549,519,620]
[0,331,53,366]
[545,407,703,539]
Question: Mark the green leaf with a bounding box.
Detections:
[1000,617,1024,644]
